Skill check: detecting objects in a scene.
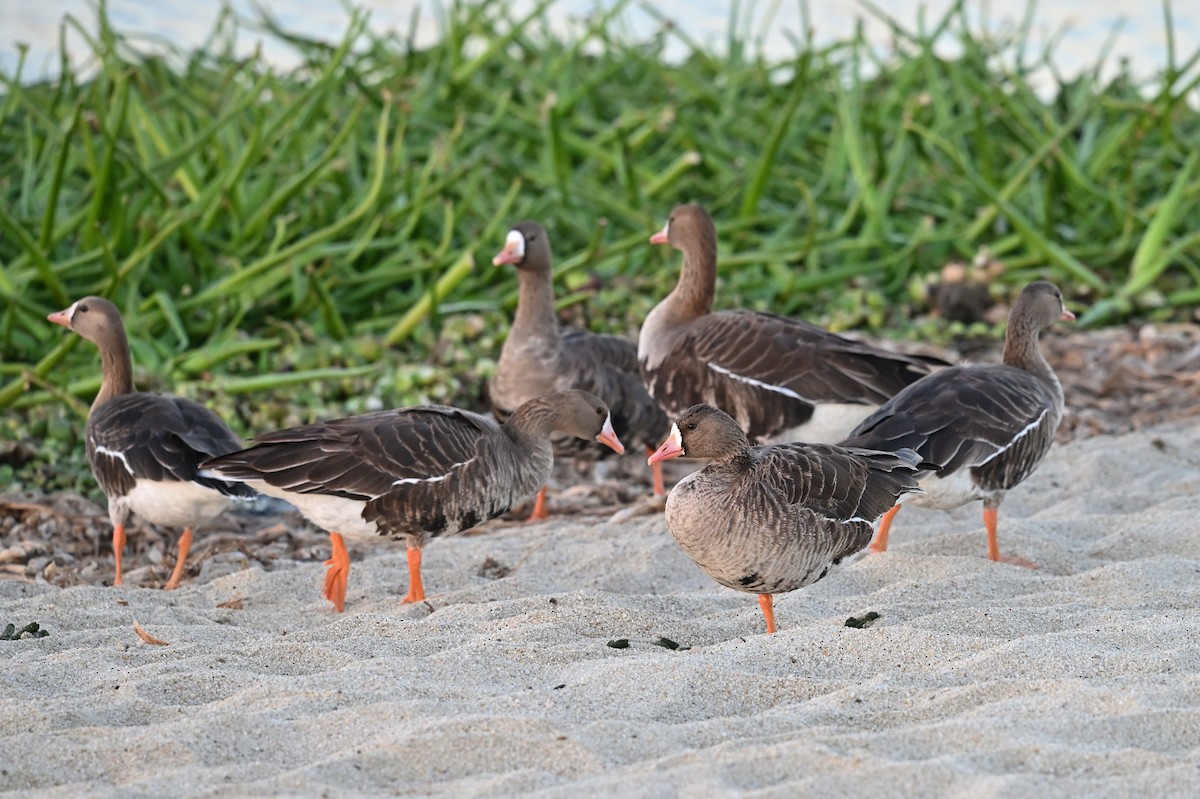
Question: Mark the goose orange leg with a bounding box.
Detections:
[870,505,901,554]
[401,545,425,604]
[758,594,777,634]
[983,506,1039,569]
[527,487,550,521]
[112,523,126,587]
[163,527,193,590]
[646,447,665,496]
[323,532,351,612]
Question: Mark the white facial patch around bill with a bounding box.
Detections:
[669,423,683,449]
[505,229,526,260]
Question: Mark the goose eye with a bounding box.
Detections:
[78,303,89,313]
[685,422,697,431]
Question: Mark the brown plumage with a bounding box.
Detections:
[203,389,623,611]
[48,296,255,590]
[840,281,1074,567]
[641,204,946,444]
[489,221,669,516]
[649,404,924,634]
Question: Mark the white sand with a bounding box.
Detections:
[3,425,1200,798]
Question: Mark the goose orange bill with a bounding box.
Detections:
[596,415,625,454]
[47,306,74,327]
[649,219,669,245]
[647,424,683,465]
[493,228,525,266]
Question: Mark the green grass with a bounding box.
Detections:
[2,0,1199,491]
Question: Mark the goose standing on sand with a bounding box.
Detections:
[202,390,623,612]
[648,404,924,634]
[47,297,257,589]
[840,281,1074,567]
[642,204,945,443]
[490,221,669,518]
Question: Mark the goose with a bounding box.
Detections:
[649,403,924,634]
[490,221,669,517]
[48,296,256,589]
[840,281,1074,567]
[641,204,945,444]
[202,390,623,611]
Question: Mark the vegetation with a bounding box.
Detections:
[1,0,1198,492]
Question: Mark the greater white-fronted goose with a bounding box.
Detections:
[840,281,1074,567]
[47,296,256,589]
[202,390,623,612]
[490,220,669,517]
[648,403,924,634]
[642,204,946,443]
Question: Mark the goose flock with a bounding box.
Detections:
[47,203,1075,633]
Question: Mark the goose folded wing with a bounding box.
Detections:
[692,311,939,407]
[89,394,254,498]
[842,366,1056,474]
[756,443,909,524]
[208,407,495,500]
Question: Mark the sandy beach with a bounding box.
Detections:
[3,423,1199,797]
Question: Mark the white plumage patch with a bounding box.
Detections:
[119,479,233,528]
[505,229,526,259]
[391,458,475,487]
[94,442,134,476]
[976,409,1049,466]
[241,480,380,539]
[669,423,683,449]
[707,362,815,404]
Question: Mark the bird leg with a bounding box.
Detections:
[323,532,351,612]
[163,527,193,590]
[983,506,1038,569]
[646,447,665,496]
[527,486,550,521]
[870,505,901,554]
[112,523,126,587]
[401,545,425,604]
[757,594,777,634]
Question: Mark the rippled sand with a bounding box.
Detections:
[3,424,1199,797]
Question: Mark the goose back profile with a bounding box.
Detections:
[490,220,669,515]
[840,281,1074,566]
[641,204,947,444]
[203,389,623,611]
[649,403,924,634]
[48,296,255,589]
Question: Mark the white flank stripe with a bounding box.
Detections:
[707,362,813,403]
[94,443,134,476]
[975,409,1049,466]
[391,458,475,487]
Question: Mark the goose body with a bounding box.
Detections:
[649,404,924,633]
[490,221,669,514]
[203,390,623,611]
[48,297,255,589]
[641,205,945,444]
[841,281,1074,565]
